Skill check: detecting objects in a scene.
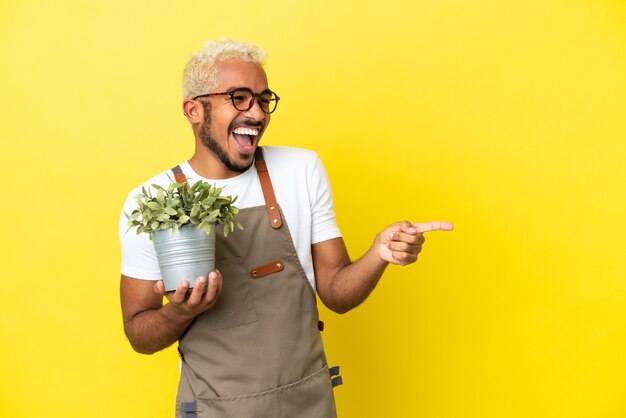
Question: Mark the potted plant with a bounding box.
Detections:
[125,178,242,291]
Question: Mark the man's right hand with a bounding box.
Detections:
[120,271,223,354]
[155,271,223,321]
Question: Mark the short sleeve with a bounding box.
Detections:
[309,156,342,244]
[118,193,162,281]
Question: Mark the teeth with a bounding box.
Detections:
[233,127,259,136]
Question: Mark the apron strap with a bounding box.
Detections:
[254,147,283,229]
[171,165,188,189]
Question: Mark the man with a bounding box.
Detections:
[119,39,453,418]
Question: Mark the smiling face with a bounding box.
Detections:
[197,59,271,175]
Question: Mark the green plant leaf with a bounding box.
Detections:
[147,201,161,210]
[156,213,170,222]
[128,178,240,238]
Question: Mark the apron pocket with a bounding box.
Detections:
[206,257,258,330]
[195,365,336,418]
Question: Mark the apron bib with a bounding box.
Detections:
[173,148,338,418]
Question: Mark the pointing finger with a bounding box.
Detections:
[412,221,454,233]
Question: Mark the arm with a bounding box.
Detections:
[313,221,453,314]
[120,273,222,354]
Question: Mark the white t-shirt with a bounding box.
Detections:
[118,146,341,290]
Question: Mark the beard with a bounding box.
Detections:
[199,101,254,174]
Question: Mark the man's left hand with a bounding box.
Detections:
[376,221,454,265]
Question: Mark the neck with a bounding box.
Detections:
[188,144,243,180]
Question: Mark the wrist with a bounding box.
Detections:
[160,302,194,326]
[367,241,391,269]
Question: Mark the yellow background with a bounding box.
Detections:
[2,0,626,417]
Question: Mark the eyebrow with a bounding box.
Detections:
[225,87,273,94]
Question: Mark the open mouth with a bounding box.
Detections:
[231,126,260,154]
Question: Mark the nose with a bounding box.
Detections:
[243,97,266,121]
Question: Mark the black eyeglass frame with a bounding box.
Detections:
[192,87,280,114]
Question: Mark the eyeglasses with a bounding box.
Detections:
[193,88,280,114]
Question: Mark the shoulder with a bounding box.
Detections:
[121,165,183,212]
[125,166,181,196]
[262,146,320,171]
[262,145,318,160]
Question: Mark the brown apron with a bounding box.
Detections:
[172,148,341,418]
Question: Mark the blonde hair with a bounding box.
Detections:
[182,39,268,100]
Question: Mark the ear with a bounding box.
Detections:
[182,99,204,124]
